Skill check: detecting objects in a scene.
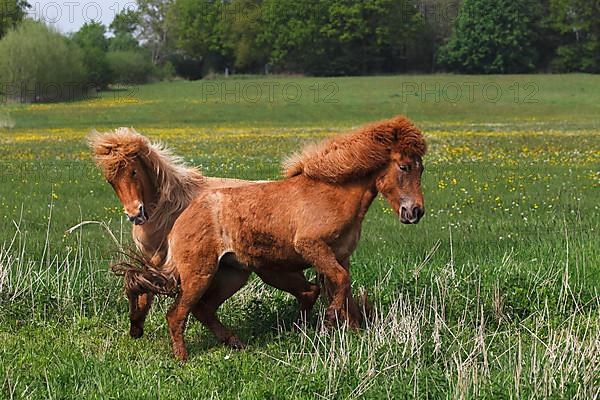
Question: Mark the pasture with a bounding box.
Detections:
[0,74,598,399]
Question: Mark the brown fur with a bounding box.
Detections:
[89,128,320,339]
[89,128,206,233]
[112,250,179,297]
[283,115,426,182]
[148,115,427,360]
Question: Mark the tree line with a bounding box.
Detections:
[0,0,598,102]
[118,0,600,76]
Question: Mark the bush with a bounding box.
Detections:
[0,20,88,102]
[107,51,154,84]
[72,22,112,89]
[152,61,176,81]
[437,0,537,73]
[78,46,112,89]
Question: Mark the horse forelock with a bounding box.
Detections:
[89,127,149,181]
[89,128,205,230]
[282,115,426,183]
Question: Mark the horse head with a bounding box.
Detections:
[376,152,425,224]
[89,128,159,225]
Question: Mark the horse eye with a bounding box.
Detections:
[399,165,410,172]
[132,169,137,177]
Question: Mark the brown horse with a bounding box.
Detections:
[89,129,320,342]
[135,115,427,360]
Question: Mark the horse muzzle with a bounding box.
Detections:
[126,204,148,225]
[400,205,424,224]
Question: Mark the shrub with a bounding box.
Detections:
[152,61,176,81]
[107,50,153,84]
[0,20,88,102]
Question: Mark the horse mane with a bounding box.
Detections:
[282,115,427,183]
[88,127,205,230]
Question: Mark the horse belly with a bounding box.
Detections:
[229,232,305,272]
[330,225,361,261]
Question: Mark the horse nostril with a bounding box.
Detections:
[413,206,423,219]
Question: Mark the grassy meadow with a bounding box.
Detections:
[0,74,598,399]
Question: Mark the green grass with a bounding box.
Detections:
[0,74,598,399]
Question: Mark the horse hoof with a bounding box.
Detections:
[325,309,342,327]
[174,350,188,362]
[348,319,360,331]
[324,309,359,330]
[129,325,144,339]
[226,336,245,349]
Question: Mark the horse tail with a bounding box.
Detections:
[111,249,180,297]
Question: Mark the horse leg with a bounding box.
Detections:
[127,290,154,339]
[166,262,217,361]
[339,258,362,326]
[191,264,250,349]
[294,239,359,329]
[256,270,320,324]
[319,259,362,326]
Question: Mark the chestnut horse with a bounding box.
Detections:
[89,129,320,342]
[134,115,427,360]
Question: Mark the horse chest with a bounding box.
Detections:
[133,226,168,265]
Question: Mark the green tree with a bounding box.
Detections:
[109,8,142,52]
[419,0,462,71]
[320,0,426,74]
[107,6,172,82]
[72,21,112,89]
[109,32,142,52]
[0,0,29,39]
[259,0,425,75]
[168,0,228,74]
[137,0,173,65]
[438,0,537,73]
[258,0,330,74]
[546,0,600,72]
[110,8,139,35]
[0,20,86,102]
[221,0,268,72]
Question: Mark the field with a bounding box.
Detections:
[0,74,598,399]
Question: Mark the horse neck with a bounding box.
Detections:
[354,174,379,220]
[331,173,379,222]
[136,170,203,259]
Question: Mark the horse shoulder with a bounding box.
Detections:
[170,192,221,245]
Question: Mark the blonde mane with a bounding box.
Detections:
[89,127,205,230]
[282,115,427,183]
